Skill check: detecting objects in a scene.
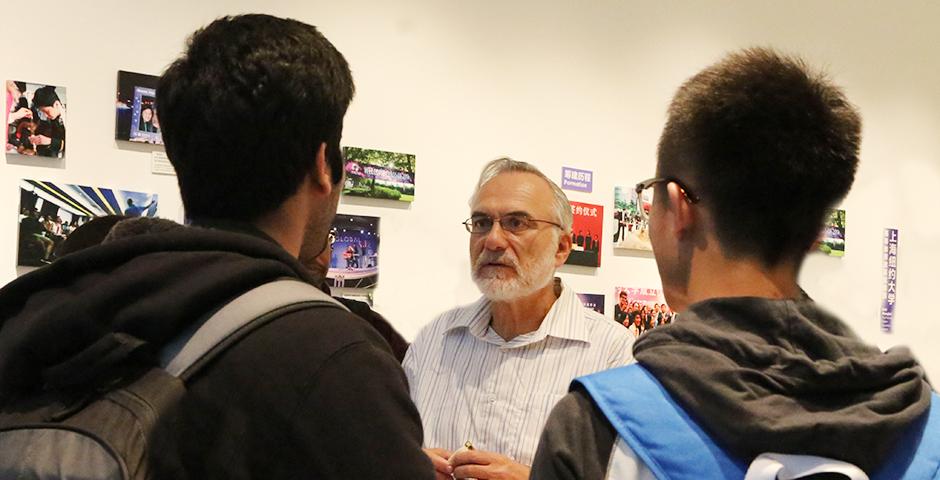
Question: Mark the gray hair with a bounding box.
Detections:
[469,157,573,233]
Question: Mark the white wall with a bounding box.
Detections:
[2,0,938,378]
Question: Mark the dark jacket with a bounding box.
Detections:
[332,295,410,363]
[32,110,65,157]
[531,297,932,478]
[0,219,433,479]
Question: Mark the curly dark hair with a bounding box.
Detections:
[158,14,355,221]
[657,47,861,266]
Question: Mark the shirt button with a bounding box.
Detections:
[487,395,496,404]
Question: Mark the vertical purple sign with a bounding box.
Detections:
[561,167,593,193]
[881,228,898,333]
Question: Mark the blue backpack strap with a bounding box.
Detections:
[574,364,747,479]
[872,392,940,480]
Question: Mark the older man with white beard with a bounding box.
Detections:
[403,158,634,480]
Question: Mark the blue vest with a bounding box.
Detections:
[575,365,940,479]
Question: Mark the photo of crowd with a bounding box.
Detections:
[818,209,846,257]
[6,80,67,158]
[115,71,162,145]
[613,287,676,337]
[612,185,652,251]
[566,201,603,267]
[327,214,380,289]
[17,179,158,266]
[342,146,415,202]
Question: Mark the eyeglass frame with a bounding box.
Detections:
[462,212,564,235]
[634,177,701,221]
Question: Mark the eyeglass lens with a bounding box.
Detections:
[468,214,531,234]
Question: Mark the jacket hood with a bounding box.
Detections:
[634,296,932,473]
[0,218,316,401]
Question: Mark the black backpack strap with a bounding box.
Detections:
[159,279,348,380]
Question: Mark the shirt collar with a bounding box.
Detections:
[444,296,491,337]
[444,279,592,346]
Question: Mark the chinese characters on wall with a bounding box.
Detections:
[881,228,898,333]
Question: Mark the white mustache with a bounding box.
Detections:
[474,251,519,272]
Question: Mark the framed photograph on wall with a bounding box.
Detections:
[612,185,652,251]
[327,214,380,289]
[6,80,67,159]
[342,147,415,202]
[613,287,675,336]
[115,71,162,145]
[817,209,846,257]
[576,293,605,315]
[566,201,603,267]
[17,179,158,266]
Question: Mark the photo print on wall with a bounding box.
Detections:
[327,214,380,289]
[613,287,675,337]
[6,80,67,159]
[116,71,162,145]
[612,185,652,251]
[817,209,846,257]
[17,179,158,266]
[342,147,415,202]
[576,293,605,315]
[566,201,604,267]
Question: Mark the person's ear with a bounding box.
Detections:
[666,182,695,239]
[555,229,573,267]
[311,142,333,195]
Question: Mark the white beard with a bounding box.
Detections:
[472,245,556,301]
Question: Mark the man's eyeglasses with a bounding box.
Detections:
[634,177,700,221]
[463,213,563,235]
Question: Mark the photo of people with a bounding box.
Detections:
[576,293,605,315]
[115,71,162,144]
[817,209,846,257]
[566,201,604,267]
[342,146,415,202]
[6,80,67,158]
[612,185,652,251]
[17,179,158,266]
[327,214,380,289]
[613,287,676,337]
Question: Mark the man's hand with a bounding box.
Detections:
[424,447,454,480]
[10,108,32,121]
[449,449,530,480]
[28,134,52,146]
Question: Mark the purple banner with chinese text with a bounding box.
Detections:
[881,228,898,333]
[345,160,415,186]
[561,167,593,193]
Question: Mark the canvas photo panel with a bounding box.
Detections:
[576,293,605,315]
[327,214,380,289]
[817,209,846,257]
[613,287,676,337]
[566,201,604,267]
[612,185,652,251]
[6,81,67,159]
[342,147,415,202]
[17,179,158,266]
[115,71,163,145]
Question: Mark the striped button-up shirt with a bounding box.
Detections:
[403,281,635,466]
